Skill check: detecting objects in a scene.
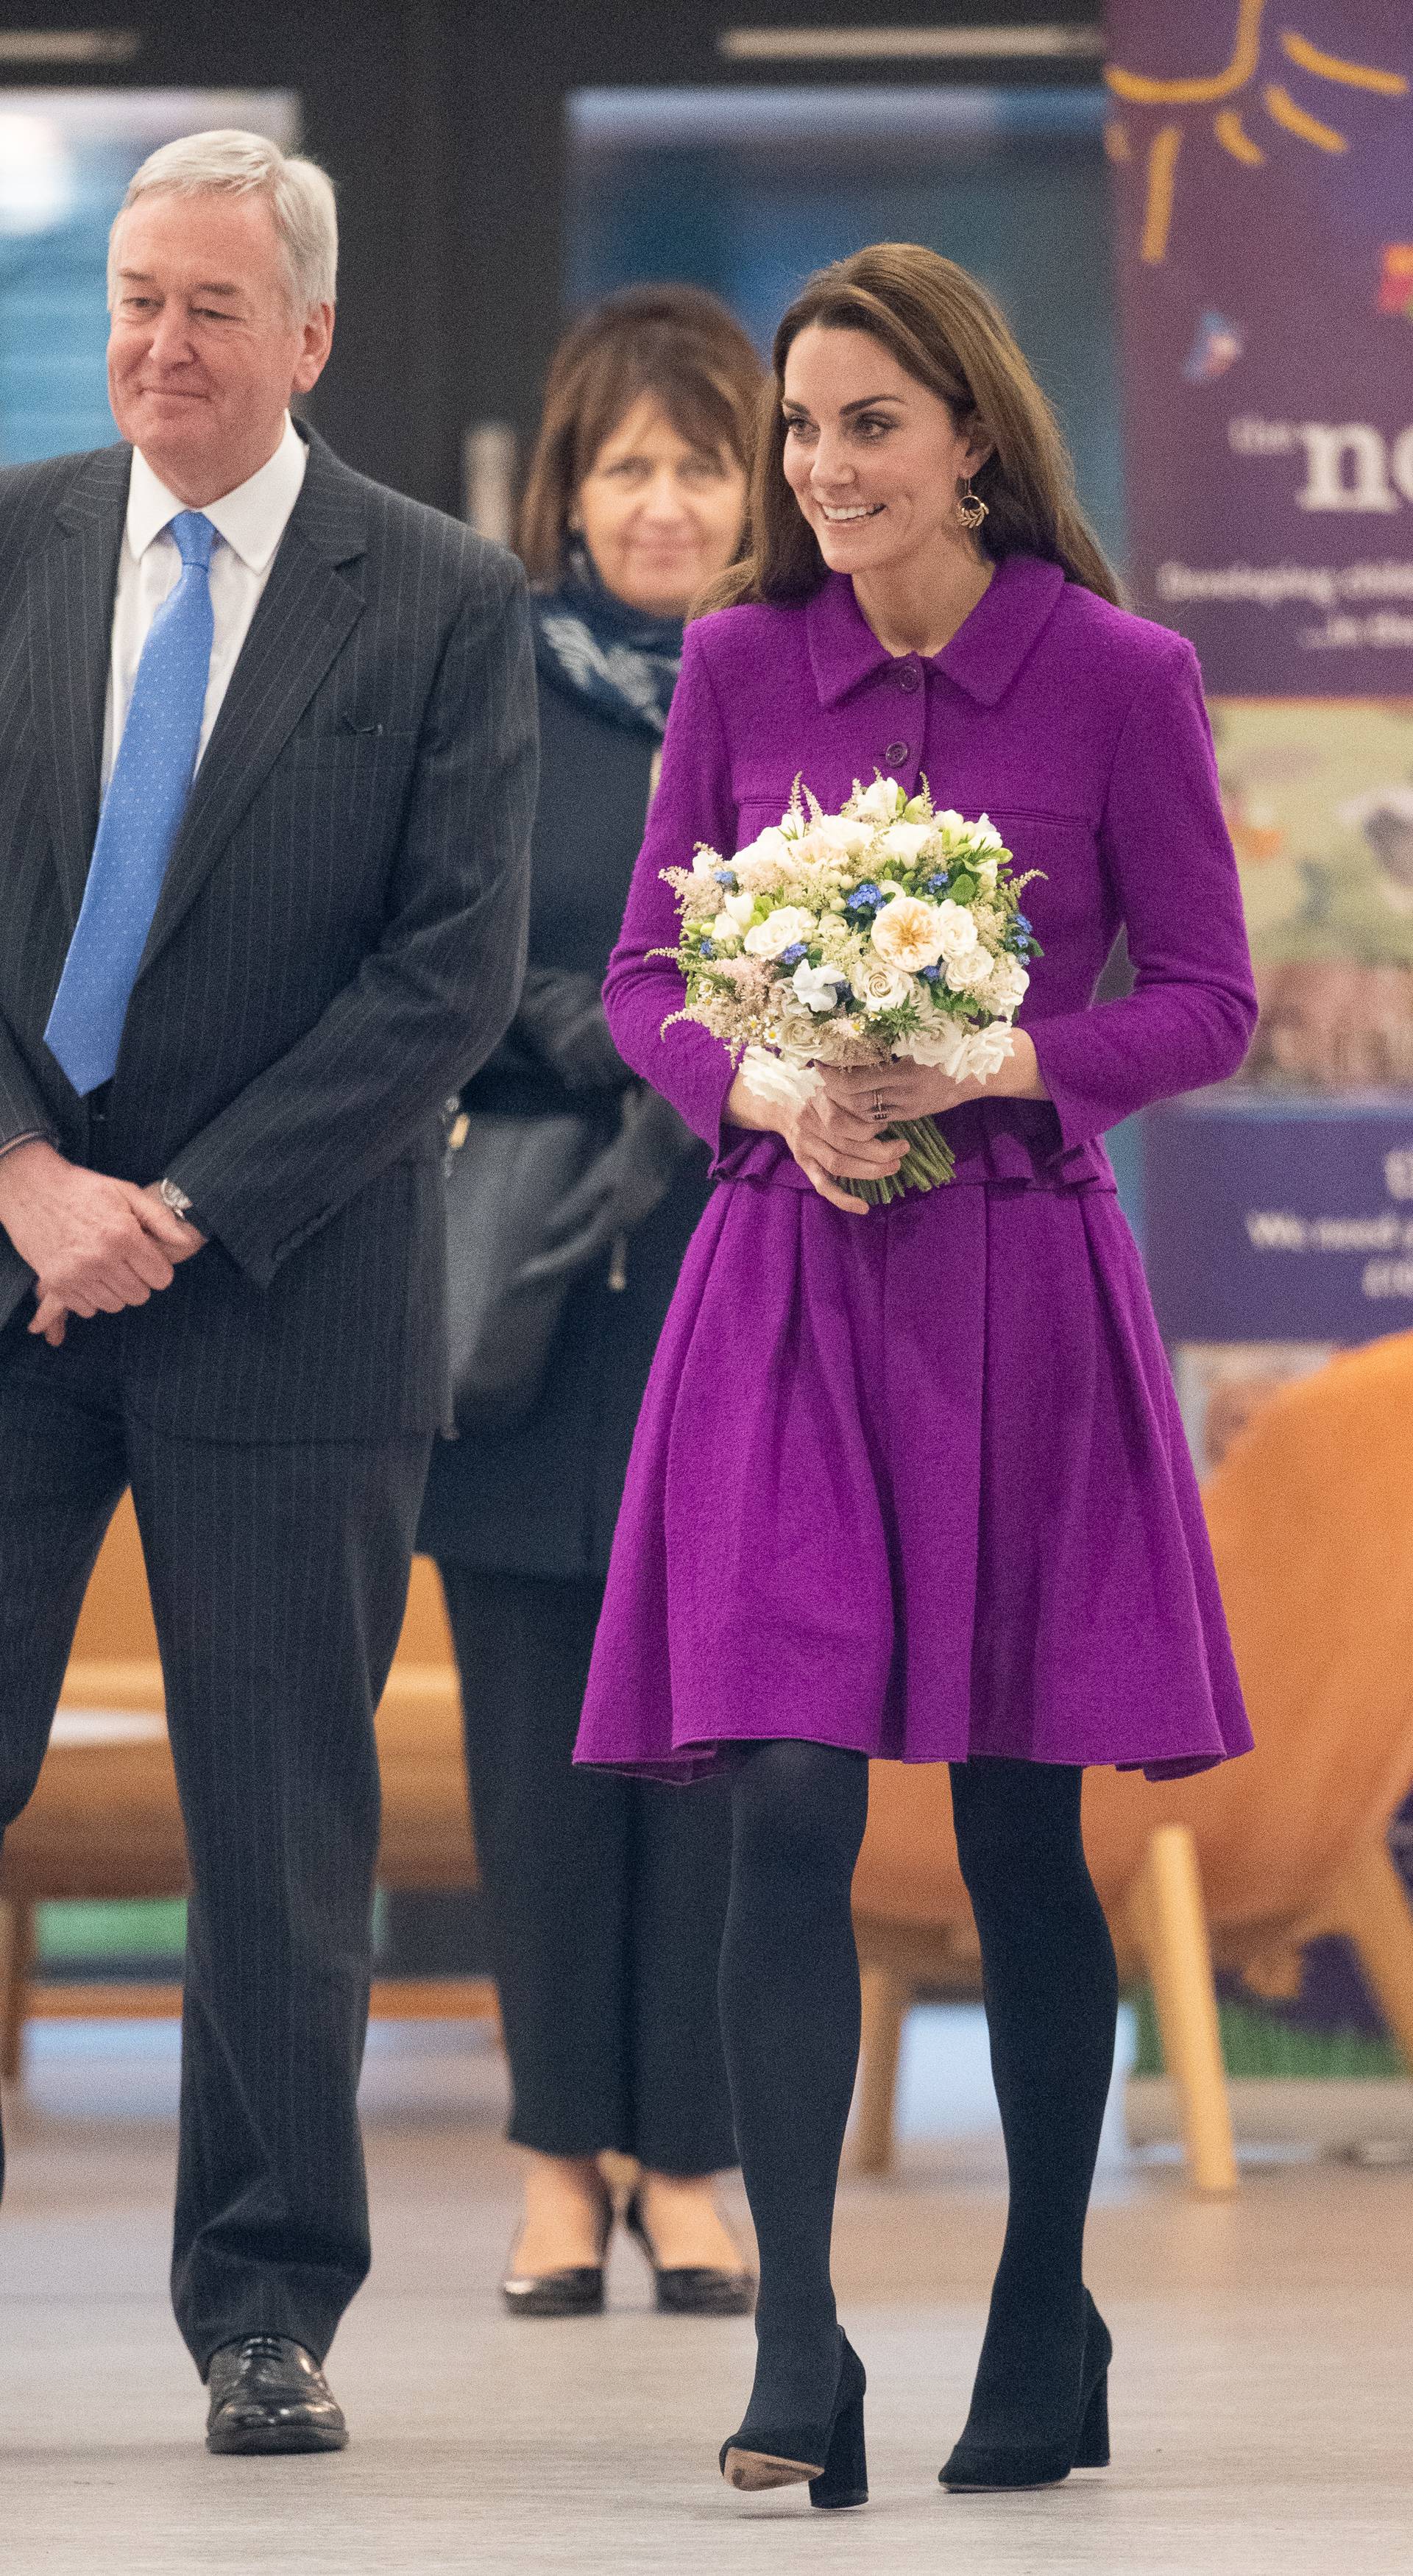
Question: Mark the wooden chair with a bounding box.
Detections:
[851,1329,1413,2195]
[0,1498,480,2078]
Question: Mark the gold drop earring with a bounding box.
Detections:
[956,477,988,531]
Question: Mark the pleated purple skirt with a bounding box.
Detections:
[573,1175,1252,1784]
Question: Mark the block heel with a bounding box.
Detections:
[1072,2363,1108,2469]
[941,2290,1112,2492]
[809,2372,868,2510]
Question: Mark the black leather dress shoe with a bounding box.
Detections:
[205,2335,348,2455]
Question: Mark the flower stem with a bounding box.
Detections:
[843,1117,956,1205]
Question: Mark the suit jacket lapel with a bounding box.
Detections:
[138,438,368,976]
[26,447,129,931]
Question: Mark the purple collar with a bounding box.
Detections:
[805,556,1068,711]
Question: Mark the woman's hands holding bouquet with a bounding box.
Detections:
[727,1031,1049,1213]
[822,1031,1047,1125]
[726,1066,907,1214]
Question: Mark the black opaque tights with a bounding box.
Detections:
[718,1744,1117,2439]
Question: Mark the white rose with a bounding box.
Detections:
[957,1025,1015,1082]
[743,904,817,960]
[980,955,1030,1015]
[932,899,981,964]
[945,948,996,995]
[737,825,793,868]
[791,958,848,1013]
[856,958,913,1016]
[812,815,871,856]
[878,821,935,863]
[870,894,946,973]
[740,1047,823,1111]
[853,777,902,825]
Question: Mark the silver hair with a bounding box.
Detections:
[109,129,338,314]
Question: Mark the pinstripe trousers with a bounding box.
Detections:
[0,1306,431,2370]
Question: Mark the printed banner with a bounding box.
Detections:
[1105,7,1413,2052]
[1103,1,1413,695]
[1144,1093,1413,1340]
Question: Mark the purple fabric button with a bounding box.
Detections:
[885,740,910,765]
[898,665,921,692]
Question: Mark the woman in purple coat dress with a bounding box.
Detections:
[576,246,1258,2506]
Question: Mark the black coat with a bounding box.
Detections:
[417,670,712,1578]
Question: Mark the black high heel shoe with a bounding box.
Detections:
[720,2332,868,2510]
[940,2289,1111,2491]
[500,2188,614,2318]
[623,2189,755,2316]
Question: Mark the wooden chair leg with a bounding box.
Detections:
[0,1897,35,2086]
[1306,1840,1413,2073]
[1129,1825,1238,2198]
[853,1961,910,2176]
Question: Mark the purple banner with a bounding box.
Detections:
[1103,2,1413,694]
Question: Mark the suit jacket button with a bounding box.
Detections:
[885,740,910,766]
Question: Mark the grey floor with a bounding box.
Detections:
[1,2006,1411,2575]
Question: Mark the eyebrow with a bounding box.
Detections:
[116,268,246,297]
[782,393,907,414]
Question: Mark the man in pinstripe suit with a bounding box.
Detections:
[0,133,535,2449]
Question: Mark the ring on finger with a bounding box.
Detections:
[871,1091,888,1122]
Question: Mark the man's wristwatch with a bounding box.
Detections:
[157,1177,196,1222]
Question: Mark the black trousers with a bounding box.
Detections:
[0,1309,430,2371]
[438,1565,737,2175]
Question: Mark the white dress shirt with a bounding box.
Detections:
[102,411,308,792]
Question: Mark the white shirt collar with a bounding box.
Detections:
[126,412,308,571]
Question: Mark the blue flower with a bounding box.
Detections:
[919,964,941,983]
[698,937,716,958]
[845,882,884,911]
[1016,912,1033,934]
[715,868,737,886]
[779,942,808,966]
[924,872,949,894]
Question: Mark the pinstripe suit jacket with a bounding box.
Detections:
[0,430,536,1437]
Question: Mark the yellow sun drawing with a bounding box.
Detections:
[1105,0,1408,263]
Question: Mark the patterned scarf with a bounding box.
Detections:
[531,545,684,740]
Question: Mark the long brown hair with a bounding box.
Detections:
[703,243,1121,615]
[518,284,765,587]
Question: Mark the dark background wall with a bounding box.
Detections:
[0,0,1106,512]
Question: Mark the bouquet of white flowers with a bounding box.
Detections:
[659,774,1043,1200]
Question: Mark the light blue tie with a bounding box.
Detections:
[45,509,218,1095]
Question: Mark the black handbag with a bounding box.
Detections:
[443,1106,601,1434]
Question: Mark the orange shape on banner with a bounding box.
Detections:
[1105,1,1409,263]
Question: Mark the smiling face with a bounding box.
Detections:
[780,322,989,583]
[107,188,333,505]
[573,394,748,617]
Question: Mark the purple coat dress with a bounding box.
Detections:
[573,556,1258,1783]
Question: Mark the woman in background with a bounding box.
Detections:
[419,288,765,2313]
